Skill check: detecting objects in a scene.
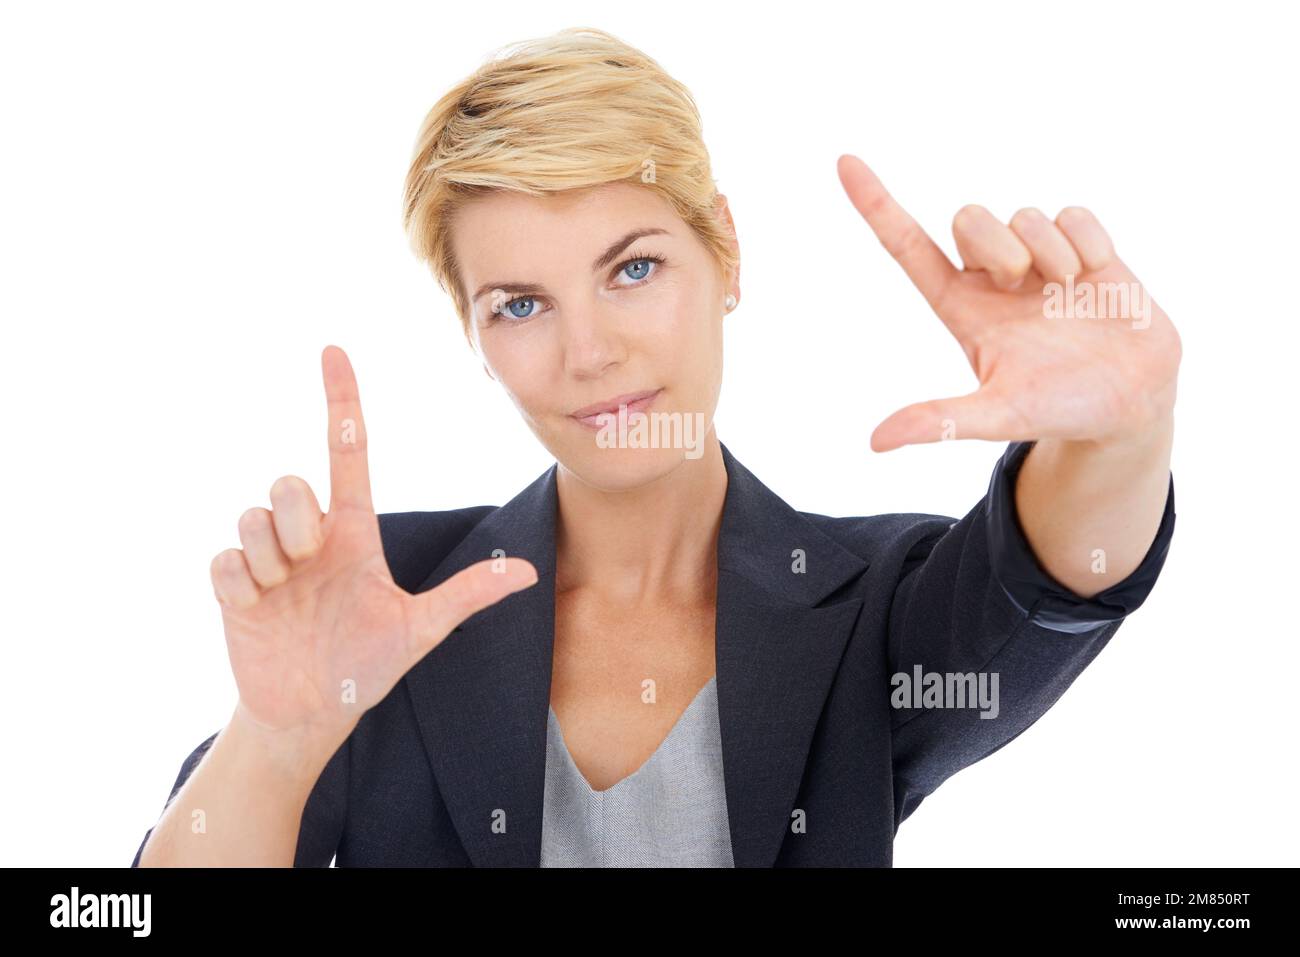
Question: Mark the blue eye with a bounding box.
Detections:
[504,297,537,320]
[491,252,665,324]
[614,253,664,286]
[622,259,652,281]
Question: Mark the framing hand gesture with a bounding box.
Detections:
[210,346,538,743]
[837,155,1182,453]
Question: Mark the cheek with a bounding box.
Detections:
[479,337,556,421]
[651,283,721,368]
[640,277,715,350]
[629,291,721,419]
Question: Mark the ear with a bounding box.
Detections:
[714,193,741,303]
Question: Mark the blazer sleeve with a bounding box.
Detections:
[887,439,1176,831]
[130,728,350,867]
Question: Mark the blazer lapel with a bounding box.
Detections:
[402,464,559,867]
[710,445,868,866]
[402,442,866,867]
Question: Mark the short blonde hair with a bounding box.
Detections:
[402,27,738,340]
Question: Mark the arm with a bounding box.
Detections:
[1014,415,1175,599]
[833,155,1183,835]
[887,440,1176,828]
[132,703,349,867]
[132,346,536,866]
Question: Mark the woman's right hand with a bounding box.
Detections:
[210,345,538,746]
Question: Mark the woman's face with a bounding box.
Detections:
[451,181,738,491]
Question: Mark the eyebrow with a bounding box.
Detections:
[470,227,672,304]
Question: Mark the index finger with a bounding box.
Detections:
[321,345,374,513]
[837,154,958,314]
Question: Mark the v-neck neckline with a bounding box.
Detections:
[547,675,718,796]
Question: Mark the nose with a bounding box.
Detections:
[560,303,626,380]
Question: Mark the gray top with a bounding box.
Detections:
[540,675,734,867]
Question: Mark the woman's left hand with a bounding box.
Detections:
[836,154,1182,453]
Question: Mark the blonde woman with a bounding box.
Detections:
[132,27,1179,867]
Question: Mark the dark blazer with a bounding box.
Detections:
[131,440,1175,867]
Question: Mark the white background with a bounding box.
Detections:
[2,0,1296,867]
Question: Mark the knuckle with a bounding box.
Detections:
[282,537,319,563]
[277,516,323,561]
[211,548,243,581]
[1056,205,1092,226]
[417,590,460,640]
[863,188,891,219]
[257,564,290,588]
[952,204,986,231]
[991,241,1032,279]
[1010,207,1043,230]
[887,224,923,261]
[228,592,257,611]
[238,507,270,536]
[270,474,306,504]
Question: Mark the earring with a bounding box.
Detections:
[725,293,737,312]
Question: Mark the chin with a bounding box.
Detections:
[533,408,715,491]
[557,443,699,492]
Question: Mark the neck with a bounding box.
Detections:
[554,430,727,606]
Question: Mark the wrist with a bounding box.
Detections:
[1057,410,1175,461]
[227,701,352,785]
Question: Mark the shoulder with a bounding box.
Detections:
[376,506,498,593]
[796,507,968,565]
[721,442,982,575]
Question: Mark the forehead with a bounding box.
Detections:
[451,182,679,271]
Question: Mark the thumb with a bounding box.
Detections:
[870,391,1011,452]
[406,557,539,655]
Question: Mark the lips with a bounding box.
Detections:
[569,388,662,429]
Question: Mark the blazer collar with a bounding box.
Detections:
[403,441,867,867]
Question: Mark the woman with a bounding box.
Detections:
[132,27,1178,867]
